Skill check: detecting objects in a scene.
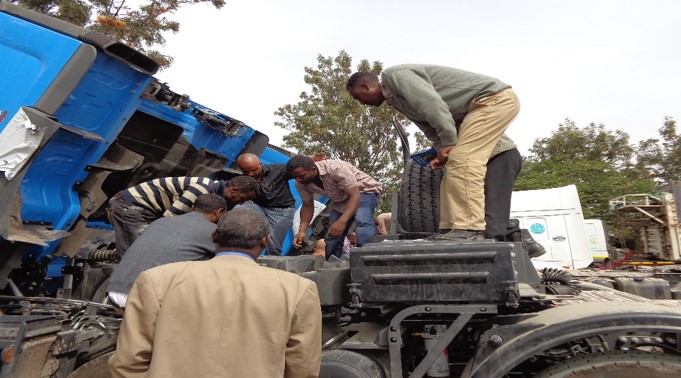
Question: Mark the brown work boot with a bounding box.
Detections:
[434,229,485,241]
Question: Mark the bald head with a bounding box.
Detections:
[237,153,263,181]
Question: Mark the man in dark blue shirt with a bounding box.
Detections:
[237,153,296,255]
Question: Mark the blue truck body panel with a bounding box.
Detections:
[138,99,258,163]
[0,12,81,128]
[0,1,289,271]
[21,54,153,240]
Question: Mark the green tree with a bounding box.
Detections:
[274,51,409,213]
[516,119,655,226]
[15,0,224,68]
[526,119,636,170]
[635,117,681,185]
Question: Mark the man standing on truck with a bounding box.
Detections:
[287,155,382,258]
[109,208,322,378]
[347,65,520,241]
[106,194,226,309]
[237,153,296,255]
[108,175,258,257]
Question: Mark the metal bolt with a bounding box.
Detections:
[655,337,663,343]
[479,307,488,312]
[490,335,503,346]
[390,337,397,343]
[618,337,627,343]
[643,337,652,343]
[631,337,640,343]
[425,307,432,312]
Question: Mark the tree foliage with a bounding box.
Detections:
[14,0,224,69]
[516,118,656,226]
[274,51,410,213]
[635,117,681,186]
[526,119,636,170]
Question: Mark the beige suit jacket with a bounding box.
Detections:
[108,255,322,378]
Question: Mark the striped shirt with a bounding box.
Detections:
[118,177,226,217]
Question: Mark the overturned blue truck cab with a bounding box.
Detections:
[0,1,296,375]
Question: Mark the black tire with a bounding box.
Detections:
[67,351,115,378]
[535,351,681,378]
[320,349,388,378]
[398,160,442,235]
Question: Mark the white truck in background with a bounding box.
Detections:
[584,218,609,261]
[510,184,598,269]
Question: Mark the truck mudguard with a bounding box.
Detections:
[468,301,681,377]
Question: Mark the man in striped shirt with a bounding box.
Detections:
[109,176,258,257]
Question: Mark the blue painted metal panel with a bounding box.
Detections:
[46,256,67,278]
[0,12,81,130]
[259,147,291,164]
[138,99,256,168]
[20,51,154,260]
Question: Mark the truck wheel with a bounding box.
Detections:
[398,160,442,235]
[535,351,681,377]
[67,351,114,378]
[320,349,388,378]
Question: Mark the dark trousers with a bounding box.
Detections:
[108,196,158,257]
[483,148,522,241]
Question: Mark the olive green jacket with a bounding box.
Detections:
[381,64,516,156]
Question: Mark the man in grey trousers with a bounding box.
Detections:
[106,193,226,309]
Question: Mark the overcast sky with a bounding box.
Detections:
[155,0,681,155]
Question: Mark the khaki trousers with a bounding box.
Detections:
[439,88,520,231]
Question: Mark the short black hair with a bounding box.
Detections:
[192,193,227,213]
[285,155,317,173]
[215,208,268,249]
[346,72,378,90]
[227,175,259,193]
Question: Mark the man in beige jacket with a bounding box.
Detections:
[109,208,322,377]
